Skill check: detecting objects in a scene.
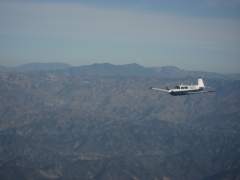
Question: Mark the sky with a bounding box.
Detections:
[0,0,240,73]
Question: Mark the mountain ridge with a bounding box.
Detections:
[1,62,236,80]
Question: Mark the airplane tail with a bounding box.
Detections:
[198,78,205,88]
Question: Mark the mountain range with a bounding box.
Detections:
[1,62,239,79]
[0,63,239,180]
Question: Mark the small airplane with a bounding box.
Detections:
[150,78,215,96]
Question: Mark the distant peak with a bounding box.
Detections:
[122,63,143,67]
[159,66,182,71]
[91,63,115,67]
[153,66,183,73]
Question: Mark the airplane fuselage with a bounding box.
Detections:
[169,85,204,96]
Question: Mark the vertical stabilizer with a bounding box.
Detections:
[198,78,205,88]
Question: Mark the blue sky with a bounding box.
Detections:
[0,0,240,73]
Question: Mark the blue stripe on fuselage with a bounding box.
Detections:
[170,89,202,96]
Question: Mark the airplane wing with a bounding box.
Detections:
[150,87,169,93]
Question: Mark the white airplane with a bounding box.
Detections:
[150,78,215,96]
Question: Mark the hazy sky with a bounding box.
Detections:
[0,0,240,73]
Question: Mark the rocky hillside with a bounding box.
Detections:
[0,63,239,180]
